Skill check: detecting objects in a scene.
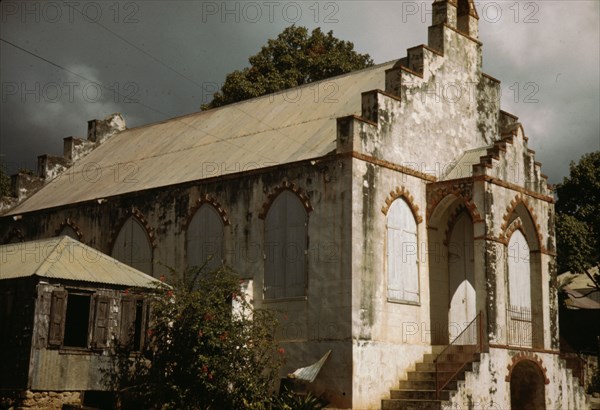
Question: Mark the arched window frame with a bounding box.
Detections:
[185,203,225,273]
[386,197,420,304]
[111,215,154,276]
[263,189,309,301]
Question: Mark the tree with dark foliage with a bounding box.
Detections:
[202,26,373,109]
[555,151,600,284]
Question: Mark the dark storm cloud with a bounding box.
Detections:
[1,0,598,183]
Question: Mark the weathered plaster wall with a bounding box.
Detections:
[443,349,588,410]
[0,158,356,407]
[471,126,557,349]
[351,159,431,408]
[359,25,500,179]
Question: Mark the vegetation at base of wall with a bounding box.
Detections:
[555,151,600,287]
[202,26,373,110]
[105,266,285,409]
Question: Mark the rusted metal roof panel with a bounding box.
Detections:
[0,236,162,288]
[7,62,394,215]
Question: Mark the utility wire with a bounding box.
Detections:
[0,37,280,164]
[62,1,324,157]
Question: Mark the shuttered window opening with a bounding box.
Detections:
[186,204,224,274]
[120,297,146,351]
[47,290,112,350]
[112,217,153,275]
[62,293,92,348]
[264,190,308,300]
[387,199,419,303]
[508,230,531,311]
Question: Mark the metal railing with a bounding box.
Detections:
[434,311,483,400]
[506,305,533,348]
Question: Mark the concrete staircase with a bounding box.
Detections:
[381,345,481,410]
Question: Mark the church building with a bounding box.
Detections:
[0,0,588,408]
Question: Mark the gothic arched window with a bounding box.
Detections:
[186,204,224,273]
[387,198,419,303]
[112,217,153,275]
[264,190,308,299]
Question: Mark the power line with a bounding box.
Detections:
[0,37,280,164]
[61,1,323,157]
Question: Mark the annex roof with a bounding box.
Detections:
[0,236,163,288]
[7,61,395,215]
[442,145,490,180]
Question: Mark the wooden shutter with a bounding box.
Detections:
[387,199,419,302]
[120,297,136,347]
[187,205,224,272]
[48,290,67,347]
[508,230,531,310]
[265,194,285,299]
[92,295,110,348]
[285,192,307,298]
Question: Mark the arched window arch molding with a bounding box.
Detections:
[427,191,482,228]
[381,186,423,224]
[184,195,230,229]
[500,195,543,251]
[259,181,312,220]
[55,218,83,241]
[109,208,156,251]
[505,353,550,384]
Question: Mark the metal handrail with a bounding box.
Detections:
[434,311,483,400]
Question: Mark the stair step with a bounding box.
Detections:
[398,380,457,391]
[430,345,446,355]
[382,399,443,410]
[390,390,450,401]
[416,362,472,372]
[423,352,480,363]
[407,370,466,382]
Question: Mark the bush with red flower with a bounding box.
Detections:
[108,266,284,409]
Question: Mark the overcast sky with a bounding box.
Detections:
[1,0,598,184]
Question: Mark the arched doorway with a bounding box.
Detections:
[448,211,476,341]
[510,360,546,409]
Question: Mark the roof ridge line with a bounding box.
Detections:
[35,236,68,277]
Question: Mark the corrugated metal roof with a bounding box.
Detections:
[0,236,163,288]
[563,287,600,310]
[562,266,599,290]
[7,62,395,215]
[442,146,490,180]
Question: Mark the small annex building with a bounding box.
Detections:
[0,236,162,409]
[0,0,591,408]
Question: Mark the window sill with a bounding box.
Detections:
[57,347,98,355]
[262,296,307,304]
[387,298,420,306]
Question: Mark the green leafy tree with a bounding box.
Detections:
[0,162,10,197]
[202,26,373,109]
[110,267,285,410]
[555,151,600,287]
